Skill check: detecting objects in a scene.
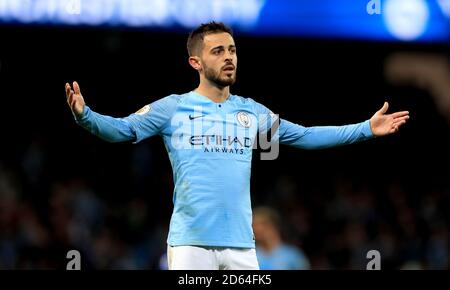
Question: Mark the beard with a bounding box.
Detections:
[204,65,236,87]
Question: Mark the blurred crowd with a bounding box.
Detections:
[1,138,449,270]
[1,10,449,270]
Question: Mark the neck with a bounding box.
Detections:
[195,77,230,103]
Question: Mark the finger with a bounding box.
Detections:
[73,81,81,95]
[393,120,407,127]
[393,115,409,123]
[70,96,78,109]
[391,111,409,118]
[390,126,400,134]
[65,83,72,98]
[377,102,389,115]
[67,90,74,105]
[391,122,405,133]
[67,90,73,101]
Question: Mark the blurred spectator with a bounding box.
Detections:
[425,221,449,269]
[253,206,310,270]
[21,135,47,189]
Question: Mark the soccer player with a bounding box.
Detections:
[65,22,409,270]
[253,206,310,270]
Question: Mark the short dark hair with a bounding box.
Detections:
[187,21,233,57]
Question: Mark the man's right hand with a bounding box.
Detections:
[66,81,85,118]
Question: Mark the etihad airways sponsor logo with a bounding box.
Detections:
[189,134,253,155]
[189,135,252,147]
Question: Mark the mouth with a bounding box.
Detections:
[222,64,235,72]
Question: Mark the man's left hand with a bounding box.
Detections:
[370,102,410,136]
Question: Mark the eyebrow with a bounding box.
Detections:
[210,45,236,51]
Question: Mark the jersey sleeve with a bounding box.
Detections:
[278,118,374,149]
[74,95,179,144]
[75,106,136,143]
[251,100,374,149]
[123,94,179,143]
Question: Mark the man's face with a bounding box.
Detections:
[199,32,237,87]
[252,215,275,242]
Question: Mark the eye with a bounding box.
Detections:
[230,48,236,54]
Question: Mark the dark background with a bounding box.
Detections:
[0,24,449,269]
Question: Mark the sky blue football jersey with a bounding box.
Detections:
[75,91,373,248]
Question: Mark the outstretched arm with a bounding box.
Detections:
[277,102,409,149]
[66,81,137,143]
[66,82,179,143]
[278,119,373,149]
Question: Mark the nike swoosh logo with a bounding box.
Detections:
[189,114,205,120]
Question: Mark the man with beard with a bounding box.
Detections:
[65,22,409,270]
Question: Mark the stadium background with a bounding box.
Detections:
[0,0,449,269]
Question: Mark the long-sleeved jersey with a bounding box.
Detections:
[75,91,373,248]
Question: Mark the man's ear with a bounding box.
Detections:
[189,56,202,71]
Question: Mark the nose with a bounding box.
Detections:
[224,50,234,62]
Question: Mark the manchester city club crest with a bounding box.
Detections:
[236,111,251,128]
